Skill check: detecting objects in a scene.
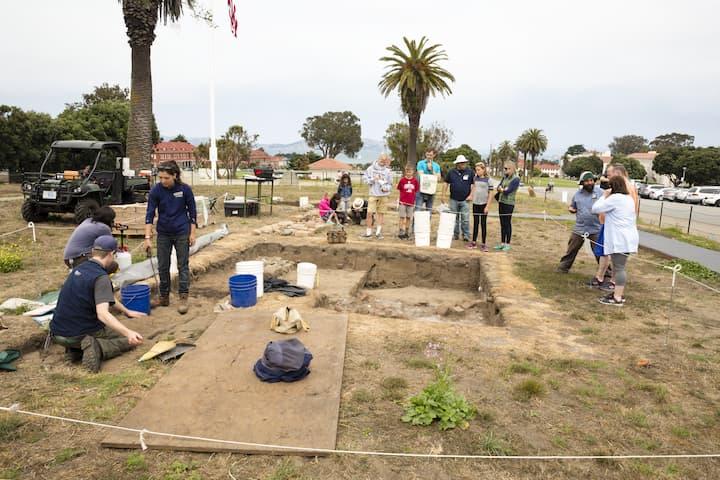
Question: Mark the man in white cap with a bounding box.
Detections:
[442,155,474,243]
[349,198,368,225]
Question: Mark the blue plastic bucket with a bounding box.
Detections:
[229,274,257,308]
[121,284,151,315]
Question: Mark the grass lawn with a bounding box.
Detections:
[639,223,720,252]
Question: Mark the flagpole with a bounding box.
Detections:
[208,0,218,184]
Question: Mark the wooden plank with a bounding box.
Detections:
[102,308,348,455]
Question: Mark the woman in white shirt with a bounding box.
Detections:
[591,175,639,306]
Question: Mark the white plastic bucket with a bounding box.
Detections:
[296,262,317,289]
[415,233,431,247]
[438,211,456,229]
[116,251,132,271]
[436,234,453,249]
[299,196,309,208]
[414,211,431,233]
[235,260,264,298]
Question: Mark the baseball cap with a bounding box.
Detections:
[93,235,118,252]
[454,155,468,164]
[578,171,596,184]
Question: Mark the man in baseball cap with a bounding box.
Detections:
[442,155,474,243]
[50,235,145,373]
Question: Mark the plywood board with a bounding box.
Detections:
[102,308,348,455]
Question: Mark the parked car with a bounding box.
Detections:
[653,187,677,201]
[686,186,714,204]
[700,188,720,207]
[677,187,697,203]
[670,187,688,202]
[643,185,666,199]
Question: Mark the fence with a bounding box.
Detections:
[636,199,720,241]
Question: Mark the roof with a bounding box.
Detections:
[250,148,272,161]
[537,162,561,169]
[627,151,658,160]
[153,141,195,153]
[51,140,123,150]
[308,158,352,170]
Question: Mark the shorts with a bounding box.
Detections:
[398,204,414,218]
[367,196,388,215]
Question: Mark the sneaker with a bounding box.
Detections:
[493,244,504,251]
[599,280,616,292]
[453,234,460,241]
[376,233,384,240]
[586,277,602,288]
[463,237,470,243]
[178,293,189,315]
[81,336,102,373]
[466,241,476,249]
[502,245,512,251]
[598,295,625,307]
[480,244,489,252]
[359,232,373,239]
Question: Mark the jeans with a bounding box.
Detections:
[415,192,435,213]
[449,198,470,240]
[499,202,514,244]
[157,233,190,296]
[472,203,488,244]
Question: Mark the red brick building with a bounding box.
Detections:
[249,148,286,169]
[152,141,196,169]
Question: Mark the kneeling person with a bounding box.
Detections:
[50,235,144,373]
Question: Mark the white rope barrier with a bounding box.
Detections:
[1,405,719,461]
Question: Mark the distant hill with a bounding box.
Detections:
[161,135,384,165]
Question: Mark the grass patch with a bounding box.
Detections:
[670,426,692,439]
[81,367,156,420]
[0,416,24,442]
[268,459,301,480]
[404,357,436,369]
[663,259,720,283]
[507,360,542,376]
[546,358,606,372]
[359,359,380,369]
[53,447,86,464]
[380,376,408,401]
[626,411,650,428]
[478,431,513,456]
[636,382,668,403]
[351,389,375,403]
[125,452,147,472]
[0,243,23,273]
[164,460,200,480]
[513,379,545,401]
[0,468,21,480]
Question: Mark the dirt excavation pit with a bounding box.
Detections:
[223,242,501,325]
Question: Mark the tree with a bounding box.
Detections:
[562,155,603,178]
[71,82,130,108]
[283,151,321,170]
[379,37,455,169]
[438,144,481,173]
[0,105,56,173]
[194,142,209,169]
[649,132,695,151]
[121,0,195,168]
[608,135,648,155]
[496,140,516,176]
[384,122,453,170]
[654,147,720,186]
[516,128,548,179]
[217,125,258,179]
[171,134,188,142]
[610,155,647,180]
[300,111,363,159]
[565,144,586,156]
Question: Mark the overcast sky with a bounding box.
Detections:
[1,0,719,155]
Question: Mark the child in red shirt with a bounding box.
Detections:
[396,167,419,239]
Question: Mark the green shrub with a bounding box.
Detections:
[402,366,476,430]
[0,243,23,273]
[664,260,720,283]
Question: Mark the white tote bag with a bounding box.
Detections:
[419,173,438,195]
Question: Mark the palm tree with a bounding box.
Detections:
[522,128,548,178]
[120,0,195,167]
[378,37,455,168]
[496,140,516,176]
[515,132,529,180]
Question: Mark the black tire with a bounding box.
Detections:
[716,200,720,207]
[21,200,48,222]
[74,198,100,224]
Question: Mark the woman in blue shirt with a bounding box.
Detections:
[144,161,197,314]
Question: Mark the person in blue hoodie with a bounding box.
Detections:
[143,160,197,314]
[336,173,353,213]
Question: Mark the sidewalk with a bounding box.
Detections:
[512,213,720,273]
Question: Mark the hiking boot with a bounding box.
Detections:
[178,293,189,315]
[151,295,169,308]
[81,336,102,373]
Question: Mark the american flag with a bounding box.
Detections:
[228,0,238,37]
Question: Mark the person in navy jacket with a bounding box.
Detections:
[143,161,197,314]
